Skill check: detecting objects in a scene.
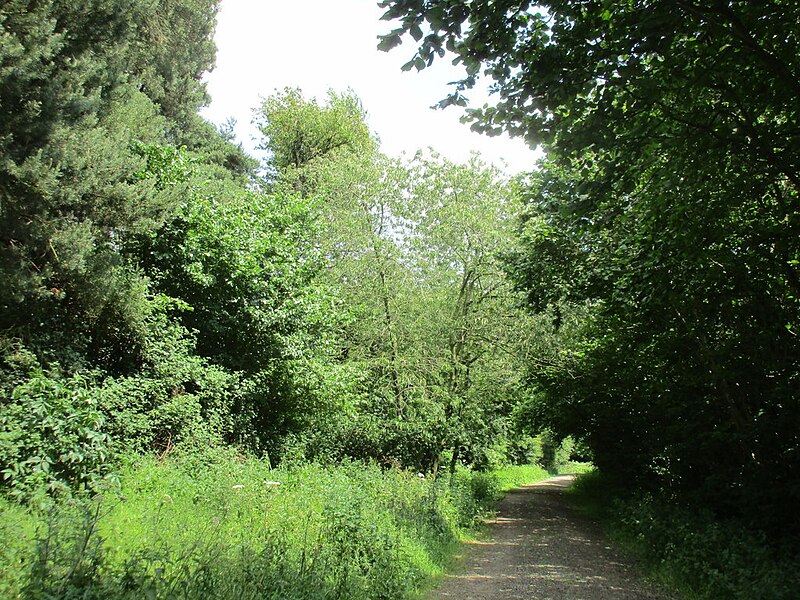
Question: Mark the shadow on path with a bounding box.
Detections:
[430,474,673,600]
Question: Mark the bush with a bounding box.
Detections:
[446,470,498,527]
[97,367,237,457]
[300,412,443,472]
[569,471,800,599]
[491,463,550,492]
[0,371,112,501]
[618,499,800,599]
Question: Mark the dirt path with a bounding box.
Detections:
[429,474,674,600]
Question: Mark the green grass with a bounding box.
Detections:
[490,463,549,492]
[567,470,800,600]
[562,461,594,475]
[0,497,37,599]
[0,453,517,599]
[489,460,592,494]
[0,455,580,599]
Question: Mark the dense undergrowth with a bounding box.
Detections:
[568,471,800,600]
[0,452,554,600]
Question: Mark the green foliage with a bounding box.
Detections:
[301,412,444,472]
[127,0,220,133]
[508,147,800,528]
[446,469,498,526]
[125,187,337,454]
[0,0,230,396]
[303,142,535,471]
[0,455,518,599]
[381,0,800,537]
[0,0,268,488]
[0,92,172,350]
[569,472,800,600]
[256,88,376,173]
[0,372,112,501]
[380,0,800,158]
[24,498,108,600]
[97,366,235,457]
[131,141,195,190]
[252,87,539,472]
[131,190,323,371]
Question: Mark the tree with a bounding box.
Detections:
[0,0,302,485]
[310,147,534,472]
[380,0,800,531]
[129,0,220,136]
[254,88,538,471]
[0,0,224,369]
[256,88,376,176]
[379,1,800,164]
[404,152,525,471]
[295,125,437,466]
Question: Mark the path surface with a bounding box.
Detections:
[430,474,674,600]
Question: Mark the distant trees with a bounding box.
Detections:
[1,0,563,502]
[254,89,539,471]
[380,0,800,533]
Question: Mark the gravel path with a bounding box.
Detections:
[429,474,674,600]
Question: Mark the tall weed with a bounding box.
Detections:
[2,455,506,599]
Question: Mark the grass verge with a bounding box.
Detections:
[0,453,541,599]
[410,462,559,599]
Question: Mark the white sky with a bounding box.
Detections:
[200,0,541,174]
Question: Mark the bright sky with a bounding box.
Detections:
[200,0,541,174]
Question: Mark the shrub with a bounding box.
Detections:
[1,454,518,599]
[0,372,112,501]
[569,472,800,600]
[617,498,800,599]
[300,412,443,471]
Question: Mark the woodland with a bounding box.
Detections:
[1,1,798,598]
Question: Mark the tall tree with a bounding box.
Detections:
[311,147,533,472]
[404,153,523,471]
[0,0,224,368]
[380,0,800,529]
[256,88,376,180]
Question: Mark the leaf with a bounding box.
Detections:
[435,96,456,109]
[377,33,403,52]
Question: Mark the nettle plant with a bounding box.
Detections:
[0,372,112,501]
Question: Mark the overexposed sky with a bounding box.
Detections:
[200,0,540,174]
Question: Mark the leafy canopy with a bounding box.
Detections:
[380,0,800,532]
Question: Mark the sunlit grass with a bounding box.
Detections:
[1,454,538,599]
